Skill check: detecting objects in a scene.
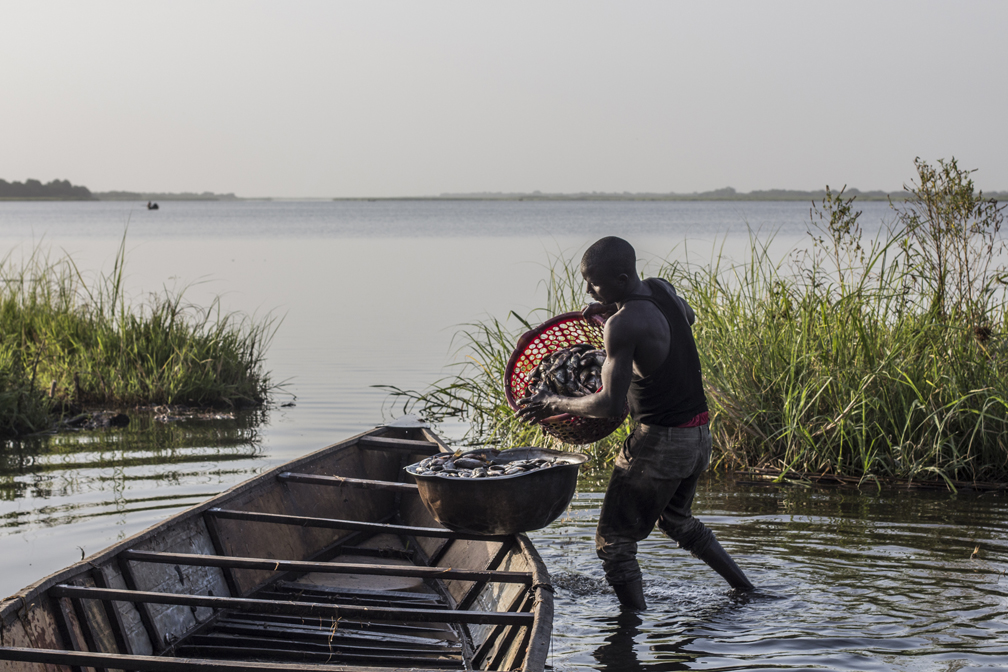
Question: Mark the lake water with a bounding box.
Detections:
[534,479,1008,671]
[3,199,1007,670]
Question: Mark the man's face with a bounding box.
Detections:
[581,263,624,305]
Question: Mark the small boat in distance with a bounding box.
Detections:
[147,201,159,210]
[0,419,553,671]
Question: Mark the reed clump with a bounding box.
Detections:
[689,157,1007,485]
[0,238,276,436]
[386,158,1008,484]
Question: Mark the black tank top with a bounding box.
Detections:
[623,278,708,426]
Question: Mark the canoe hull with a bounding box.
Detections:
[0,424,553,671]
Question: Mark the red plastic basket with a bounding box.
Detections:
[505,311,629,445]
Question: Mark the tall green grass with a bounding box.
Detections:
[685,159,1008,486]
[0,341,51,436]
[385,158,1008,484]
[0,237,277,436]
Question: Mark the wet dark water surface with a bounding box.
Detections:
[529,477,1008,670]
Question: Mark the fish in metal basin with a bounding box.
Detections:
[408,450,558,478]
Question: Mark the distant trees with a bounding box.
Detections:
[0,178,95,200]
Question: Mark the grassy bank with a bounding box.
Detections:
[385,158,1008,486]
[0,238,276,436]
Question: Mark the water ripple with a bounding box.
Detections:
[530,476,1008,671]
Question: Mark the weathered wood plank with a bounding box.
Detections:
[501,596,534,672]
[201,623,460,650]
[314,544,414,561]
[216,615,457,644]
[67,591,109,672]
[397,487,451,562]
[272,581,443,603]
[205,508,508,541]
[91,567,131,656]
[47,596,83,672]
[357,436,442,454]
[277,472,418,493]
[114,556,162,654]
[97,561,153,656]
[184,632,459,656]
[471,587,530,669]
[458,538,516,611]
[121,551,532,584]
[490,591,534,671]
[0,646,453,671]
[50,586,535,626]
[468,542,536,665]
[253,590,446,610]
[173,644,464,668]
[201,513,240,598]
[437,538,505,605]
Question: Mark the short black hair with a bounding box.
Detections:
[581,237,636,277]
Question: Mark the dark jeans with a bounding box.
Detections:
[595,422,715,586]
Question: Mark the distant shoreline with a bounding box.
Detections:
[336,187,1008,202]
[336,191,907,203]
[93,191,242,201]
[3,179,1006,203]
[0,178,243,202]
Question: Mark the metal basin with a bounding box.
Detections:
[405,447,588,535]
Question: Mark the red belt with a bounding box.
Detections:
[676,411,709,428]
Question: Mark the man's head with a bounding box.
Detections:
[580,237,639,305]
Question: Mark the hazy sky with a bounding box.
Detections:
[2,1,1005,197]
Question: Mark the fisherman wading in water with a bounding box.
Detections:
[518,236,753,610]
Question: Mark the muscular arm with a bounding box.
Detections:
[517,310,637,421]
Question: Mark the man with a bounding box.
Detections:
[517,236,753,610]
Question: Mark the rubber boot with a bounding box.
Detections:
[695,538,754,591]
[612,579,647,611]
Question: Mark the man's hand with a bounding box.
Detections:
[583,302,617,321]
[516,389,559,424]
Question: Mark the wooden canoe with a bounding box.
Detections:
[0,420,553,671]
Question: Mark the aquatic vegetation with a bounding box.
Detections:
[687,158,1008,485]
[0,341,51,436]
[0,236,277,436]
[385,158,1008,484]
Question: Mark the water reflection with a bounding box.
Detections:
[592,609,702,672]
[589,588,761,671]
[0,411,266,530]
[593,610,649,671]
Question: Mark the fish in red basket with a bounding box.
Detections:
[519,343,606,400]
[516,236,754,610]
